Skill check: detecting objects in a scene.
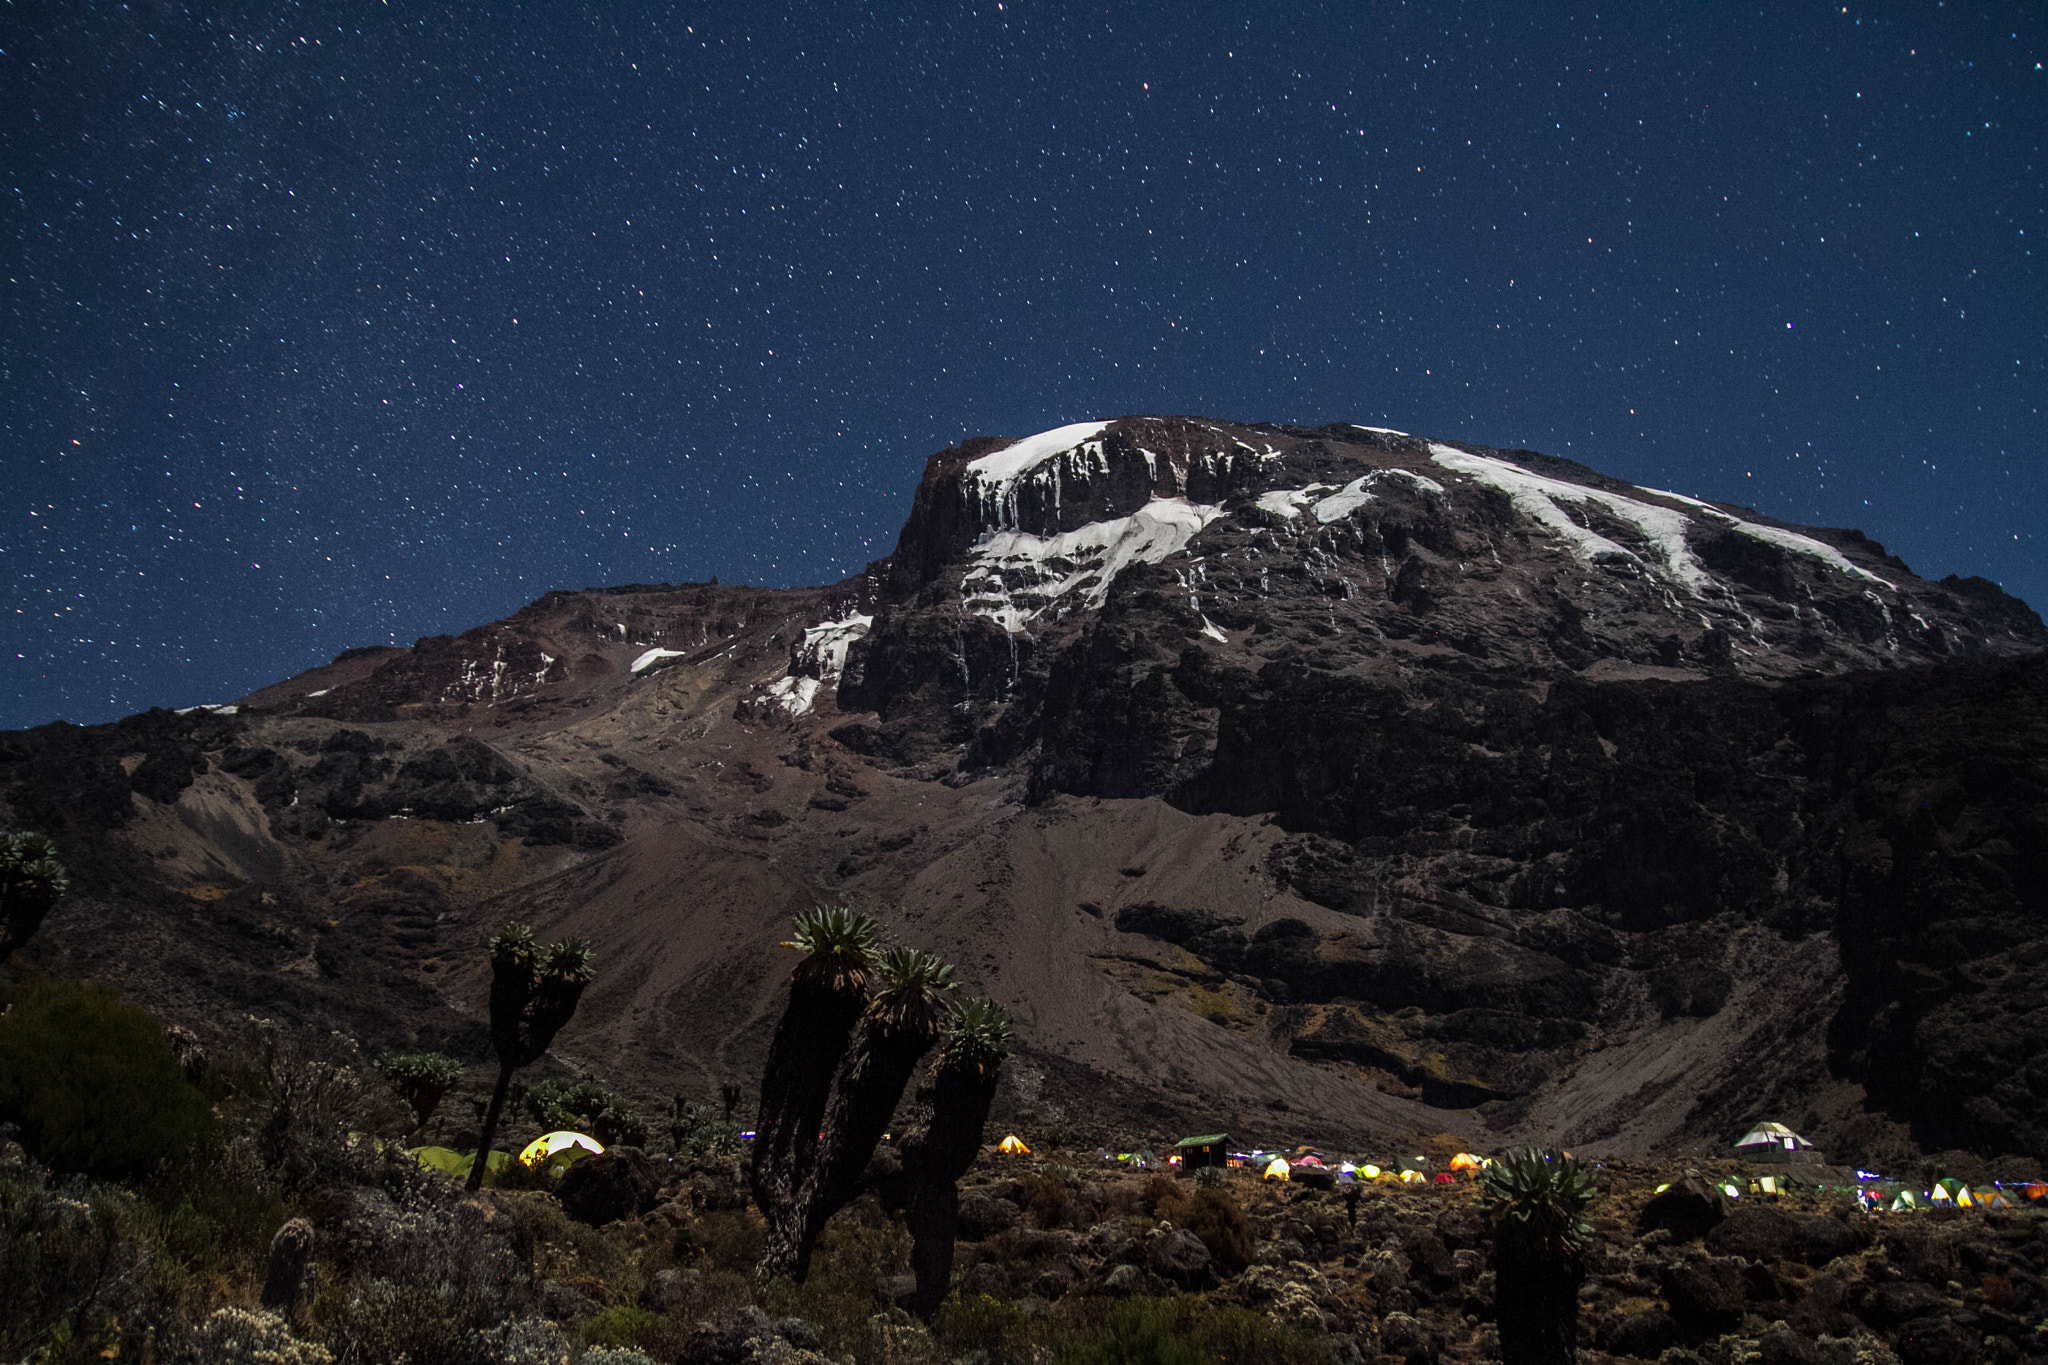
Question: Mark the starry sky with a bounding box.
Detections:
[3,2,2042,729]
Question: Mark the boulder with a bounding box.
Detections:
[958,1191,1019,1239]
[1854,1280,1949,1330]
[1606,1309,1682,1360]
[1147,1227,1214,1289]
[1757,1322,1818,1365]
[1708,1206,1864,1267]
[1661,1256,1749,1326]
[1639,1172,1731,1242]
[557,1146,662,1226]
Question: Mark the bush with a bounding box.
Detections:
[0,1148,160,1361]
[1152,1185,1255,1275]
[522,1077,647,1147]
[1056,1297,1214,1365]
[934,1292,1033,1363]
[185,1307,334,1364]
[669,1099,742,1158]
[377,1051,464,1127]
[1054,1298,1332,1365]
[0,977,216,1181]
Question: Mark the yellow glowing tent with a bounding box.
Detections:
[998,1135,1031,1155]
[1398,1168,1428,1186]
[519,1130,604,1168]
[1263,1157,1291,1180]
[1449,1153,1484,1172]
[1360,1163,1384,1180]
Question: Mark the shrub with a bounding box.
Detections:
[377,1051,464,1127]
[0,1150,160,1362]
[583,1304,659,1349]
[0,977,215,1181]
[1054,1298,1331,1365]
[1152,1185,1255,1275]
[1056,1297,1214,1365]
[670,1099,742,1158]
[522,1077,647,1147]
[934,1292,1033,1363]
[185,1307,334,1364]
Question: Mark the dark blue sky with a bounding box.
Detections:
[4,2,2041,729]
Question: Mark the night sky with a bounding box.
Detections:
[4,3,2041,730]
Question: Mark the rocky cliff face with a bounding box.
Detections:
[4,416,2043,1167]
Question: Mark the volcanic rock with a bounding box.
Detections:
[5,414,2045,1170]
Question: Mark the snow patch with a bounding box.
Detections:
[760,675,822,718]
[1200,616,1229,643]
[1256,485,1332,519]
[962,496,1226,633]
[1428,443,1709,592]
[305,689,330,698]
[961,420,1113,531]
[1256,469,1444,524]
[753,612,873,718]
[1353,424,1410,437]
[175,703,239,715]
[631,647,688,674]
[793,613,872,684]
[1650,490,1896,588]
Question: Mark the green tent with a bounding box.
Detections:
[409,1146,510,1182]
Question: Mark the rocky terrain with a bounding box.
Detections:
[4,415,2045,1171]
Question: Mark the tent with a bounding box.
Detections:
[1398,1169,1428,1186]
[1360,1163,1383,1181]
[998,1135,1030,1155]
[1262,1157,1291,1181]
[1888,1190,1922,1213]
[1734,1121,1821,1164]
[409,1146,509,1182]
[1432,1172,1457,1184]
[1449,1153,1485,1173]
[1718,1182,1744,1201]
[2018,1181,2048,1204]
[1974,1187,2013,1209]
[1933,1178,1974,1207]
[1294,1154,1326,1169]
[519,1130,604,1168]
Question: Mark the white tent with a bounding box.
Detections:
[1733,1121,1820,1164]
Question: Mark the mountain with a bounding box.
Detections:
[5,416,2045,1168]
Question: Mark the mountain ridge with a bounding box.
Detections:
[4,415,2044,1170]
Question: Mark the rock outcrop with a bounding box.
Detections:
[3,414,2043,1167]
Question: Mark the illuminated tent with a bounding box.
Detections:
[1734,1121,1821,1164]
[519,1130,604,1168]
[2018,1181,2048,1203]
[1398,1169,1428,1186]
[1888,1189,1922,1212]
[1263,1157,1291,1180]
[998,1135,1031,1155]
[410,1146,509,1182]
[1974,1187,2013,1209]
[1449,1153,1485,1173]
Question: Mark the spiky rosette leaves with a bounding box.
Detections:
[0,831,69,960]
[489,921,538,968]
[868,947,956,1035]
[784,906,880,994]
[541,937,596,985]
[1480,1147,1598,1259]
[939,998,1013,1077]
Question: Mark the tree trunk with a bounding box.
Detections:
[902,1178,959,1320]
[1493,1247,1583,1365]
[750,981,866,1281]
[467,1061,515,1192]
[896,1054,1002,1320]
